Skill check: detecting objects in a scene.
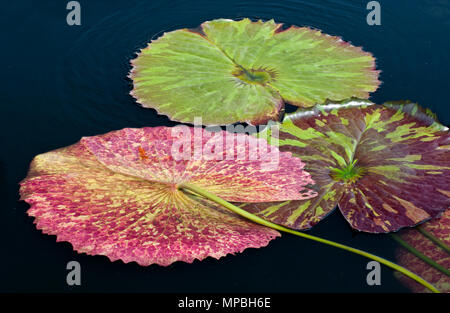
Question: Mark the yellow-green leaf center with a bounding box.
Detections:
[232,66,275,85]
[330,160,366,183]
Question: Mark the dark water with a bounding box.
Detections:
[1,0,449,292]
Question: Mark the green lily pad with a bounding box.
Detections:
[130,18,380,125]
[242,100,450,233]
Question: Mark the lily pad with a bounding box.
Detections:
[130,18,380,125]
[395,209,450,293]
[20,127,316,266]
[242,100,450,232]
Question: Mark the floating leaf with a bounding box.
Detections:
[395,209,450,293]
[242,100,450,232]
[20,127,316,266]
[130,18,380,125]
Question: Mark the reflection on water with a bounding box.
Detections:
[420,0,450,24]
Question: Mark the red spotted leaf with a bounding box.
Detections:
[20,126,316,266]
[395,209,450,293]
[242,100,450,232]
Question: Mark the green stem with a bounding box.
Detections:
[179,182,440,293]
[417,226,450,254]
[391,233,450,277]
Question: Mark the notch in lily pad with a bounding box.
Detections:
[130,18,380,125]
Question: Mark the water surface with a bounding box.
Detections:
[1,0,449,292]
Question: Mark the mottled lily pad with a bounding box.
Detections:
[242,100,450,233]
[20,127,316,266]
[395,209,450,293]
[130,18,380,125]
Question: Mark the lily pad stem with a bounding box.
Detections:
[178,182,440,293]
